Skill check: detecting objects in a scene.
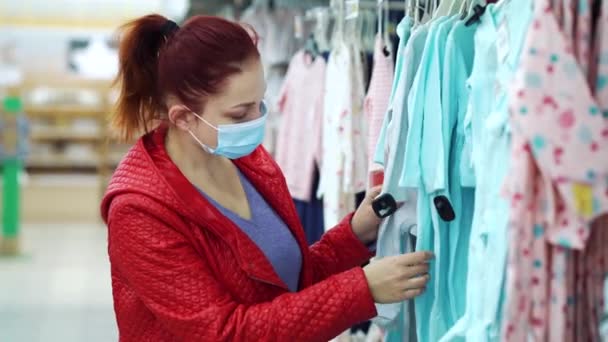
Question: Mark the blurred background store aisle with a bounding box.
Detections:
[0,223,117,342]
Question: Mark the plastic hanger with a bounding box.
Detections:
[377,0,384,38]
[383,0,390,47]
[458,0,470,19]
[332,0,346,48]
[435,0,453,17]
[468,0,482,16]
[448,0,467,16]
[313,10,325,52]
[464,0,487,26]
[414,0,427,26]
[304,34,321,60]
[376,0,391,56]
[420,0,435,24]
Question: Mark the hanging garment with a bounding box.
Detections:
[438,18,477,330]
[419,16,473,342]
[601,270,608,339]
[240,4,298,67]
[262,66,286,156]
[276,51,326,202]
[318,43,368,230]
[293,166,325,245]
[400,17,449,342]
[241,4,298,157]
[398,14,459,342]
[374,17,413,166]
[502,1,608,340]
[595,0,608,109]
[364,34,394,184]
[373,16,423,340]
[441,12,501,342]
[441,1,534,340]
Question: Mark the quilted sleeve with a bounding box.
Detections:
[308,213,375,283]
[108,199,377,342]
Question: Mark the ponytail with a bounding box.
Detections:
[112,14,177,141]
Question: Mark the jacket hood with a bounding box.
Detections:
[100,125,283,225]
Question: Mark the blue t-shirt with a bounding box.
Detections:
[198,171,303,292]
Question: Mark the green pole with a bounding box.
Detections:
[3,160,20,238]
[1,96,23,255]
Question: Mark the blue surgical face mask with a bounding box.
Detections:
[188,100,268,159]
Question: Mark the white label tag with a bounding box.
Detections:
[294,15,304,39]
[496,18,510,63]
[345,0,360,20]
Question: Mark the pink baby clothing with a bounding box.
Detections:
[317,43,368,229]
[275,51,326,201]
[364,35,394,184]
[503,1,608,341]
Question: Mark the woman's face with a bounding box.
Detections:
[187,57,266,149]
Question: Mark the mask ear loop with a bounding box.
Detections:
[190,111,219,131]
[187,110,219,153]
[187,130,216,154]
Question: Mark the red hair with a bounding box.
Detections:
[112,14,260,141]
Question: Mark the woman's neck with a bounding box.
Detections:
[164,127,236,187]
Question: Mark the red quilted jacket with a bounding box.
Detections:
[100,125,378,342]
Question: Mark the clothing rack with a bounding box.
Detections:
[359,0,409,10]
[305,0,405,20]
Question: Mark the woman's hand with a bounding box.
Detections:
[363,252,433,303]
[351,186,383,245]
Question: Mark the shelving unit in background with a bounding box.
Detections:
[6,76,127,197]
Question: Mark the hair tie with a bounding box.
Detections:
[161,19,180,38]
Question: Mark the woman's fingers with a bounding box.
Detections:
[403,264,430,278]
[396,251,434,266]
[403,274,430,291]
[402,288,425,301]
[367,186,383,199]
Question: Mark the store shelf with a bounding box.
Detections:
[24,105,107,118]
[30,128,102,143]
[7,77,117,198]
[27,152,123,169]
[27,154,98,169]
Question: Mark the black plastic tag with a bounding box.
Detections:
[372,193,397,218]
[433,195,456,222]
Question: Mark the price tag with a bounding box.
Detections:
[572,183,594,218]
[369,169,384,187]
[345,0,360,20]
[294,15,304,39]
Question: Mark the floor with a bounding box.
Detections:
[0,224,118,342]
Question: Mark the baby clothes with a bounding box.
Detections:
[374,19,425,335]
[374,17,413,166]
[503,1,608,340]
[318,43,368,230]
[276,51,326,201]
[402,15,466,342]
[364,35,394,183]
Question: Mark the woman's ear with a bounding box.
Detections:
[168,105,195,131]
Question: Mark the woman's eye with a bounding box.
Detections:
[231,112,248,120]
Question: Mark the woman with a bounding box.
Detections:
[101,14,432,342]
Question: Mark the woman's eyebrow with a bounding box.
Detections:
[230,102,255,109]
